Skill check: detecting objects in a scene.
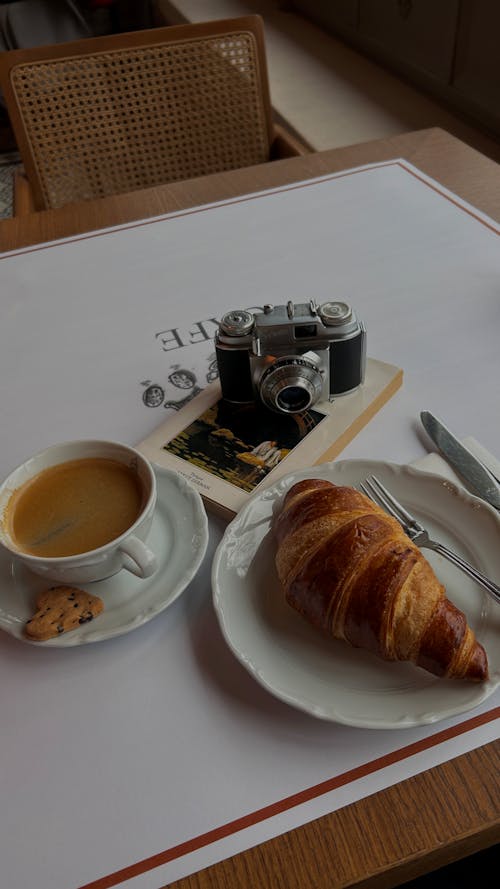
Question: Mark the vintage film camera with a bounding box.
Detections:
[215,300,366,415]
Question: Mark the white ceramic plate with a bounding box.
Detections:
[212,460,500,729]
[0,466,209,646]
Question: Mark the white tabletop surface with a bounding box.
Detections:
[0,160,499,889]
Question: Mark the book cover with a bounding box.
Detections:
[137,357,403,519]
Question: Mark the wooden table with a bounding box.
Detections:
[1,126,500,253]
[1,127,499,889]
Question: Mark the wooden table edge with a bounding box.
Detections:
[1,128,499,255]
[162,741,498,889]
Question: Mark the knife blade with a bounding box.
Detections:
[420,411,500,510]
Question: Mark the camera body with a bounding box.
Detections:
[215,300,366,414]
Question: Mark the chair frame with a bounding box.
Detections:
[0,15,306,211]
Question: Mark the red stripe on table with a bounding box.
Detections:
[79,706,499,889]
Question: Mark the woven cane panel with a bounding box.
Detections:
[11,32,270,209]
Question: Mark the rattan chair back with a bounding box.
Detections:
[0,16,278,210]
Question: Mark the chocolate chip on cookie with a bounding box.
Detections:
[25,586,104,641]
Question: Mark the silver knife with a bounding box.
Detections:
[420,411,500,510]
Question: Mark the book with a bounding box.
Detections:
[137,357,403,520]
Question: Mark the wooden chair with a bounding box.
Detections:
[0,15,308,212]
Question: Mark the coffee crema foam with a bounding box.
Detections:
[6,457,144,558]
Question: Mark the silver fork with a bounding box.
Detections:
[360,475,500,605]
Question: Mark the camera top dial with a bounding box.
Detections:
[318,301,352,325]
[219,310,255,338]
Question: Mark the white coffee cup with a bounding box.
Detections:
[0,440,158,583]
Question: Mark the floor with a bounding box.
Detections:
[0,150,20,218]
[402,844,498,889]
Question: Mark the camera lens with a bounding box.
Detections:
[259,356,324,414]
[276,386,311,412]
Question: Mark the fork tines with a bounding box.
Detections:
[360,476,415,526]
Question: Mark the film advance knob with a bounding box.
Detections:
[219,310,255,337]
[318,301,352,326]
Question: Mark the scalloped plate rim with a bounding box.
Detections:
[212,459,500,729]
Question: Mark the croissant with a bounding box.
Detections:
[274,479,488,681]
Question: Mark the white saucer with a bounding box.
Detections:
[0,466,209,646]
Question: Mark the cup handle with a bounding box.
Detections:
[119,535,157,578]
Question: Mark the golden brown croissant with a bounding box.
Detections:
[274,479,488,681]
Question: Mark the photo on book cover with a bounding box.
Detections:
[163,397,328,494]
[137,359,403,516]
